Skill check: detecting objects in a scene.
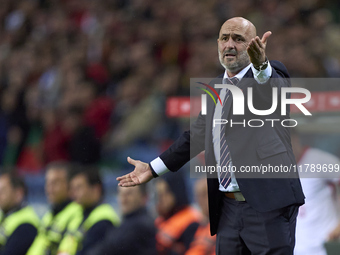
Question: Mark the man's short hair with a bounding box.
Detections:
[71,165,104,196]
[45,161,73,183]
[0,171,27,197]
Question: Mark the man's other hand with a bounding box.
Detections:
[116,157,154,187]
[247,31,272,67]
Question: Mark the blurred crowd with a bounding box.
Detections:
[0,0,340,172]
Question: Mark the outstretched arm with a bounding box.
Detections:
[117,119,206,187]
[117,157,154,187]
[117,103,207,187]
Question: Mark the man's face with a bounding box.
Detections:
[0,175,17,212]
[118,186,145,215]
[45,168,69,205]
[155,179,175,217]
[70,174,94,207]
[217,19,253,73]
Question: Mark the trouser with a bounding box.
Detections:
[216,196,299,255]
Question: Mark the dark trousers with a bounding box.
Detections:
[216,196,299,255]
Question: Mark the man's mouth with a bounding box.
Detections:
[225,53,236,58]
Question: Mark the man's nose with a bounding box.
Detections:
[225,38,236,50]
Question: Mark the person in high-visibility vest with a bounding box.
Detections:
[185,178,216,255]
[0,172,39,255]
[58,166,119,255]
[155,172,201,255]
[28,162,82,255]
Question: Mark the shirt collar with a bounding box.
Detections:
[223,63,252,82]
[3,202,25,217]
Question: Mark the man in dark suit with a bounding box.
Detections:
[117,17,305,255]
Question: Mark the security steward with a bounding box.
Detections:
[155,172,201,255]
[57,166,119,255]
[28,162,82,255]
[0,172,39,255]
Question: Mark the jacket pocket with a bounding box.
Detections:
[256,139,287,159]
[281,204,299,222]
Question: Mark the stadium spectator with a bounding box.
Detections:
[43,106,101,165]
[57,166,119,255]
[28,162,82,255]
[0,0,339,171]
[185,178,216,255]
[0,172,39,255]
[292,130,340,255]
[155,172,201,255]
[85,184,157,255]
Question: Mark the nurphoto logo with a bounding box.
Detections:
[197,82,312,128]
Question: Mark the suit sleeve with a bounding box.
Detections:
[158,110,206,172]
[0,224,37,255]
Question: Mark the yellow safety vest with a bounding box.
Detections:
[28,202,82,255]
[0,206,39,254]
[58,203,120,255]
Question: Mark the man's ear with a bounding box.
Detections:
[94,184,102,197]
[15,188,25,204]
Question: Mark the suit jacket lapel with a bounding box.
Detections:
[206,77,223,129]
[205,76,222,170]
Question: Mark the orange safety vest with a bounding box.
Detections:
[155,206,202,255]
[185,223,216,255]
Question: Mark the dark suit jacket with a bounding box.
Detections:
[158,61,305,235]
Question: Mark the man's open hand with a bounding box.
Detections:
[116,157,154,187]
[247,31,272,67]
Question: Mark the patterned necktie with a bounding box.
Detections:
[219,76,239,188]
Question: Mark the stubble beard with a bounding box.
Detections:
[218,49,250,73]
